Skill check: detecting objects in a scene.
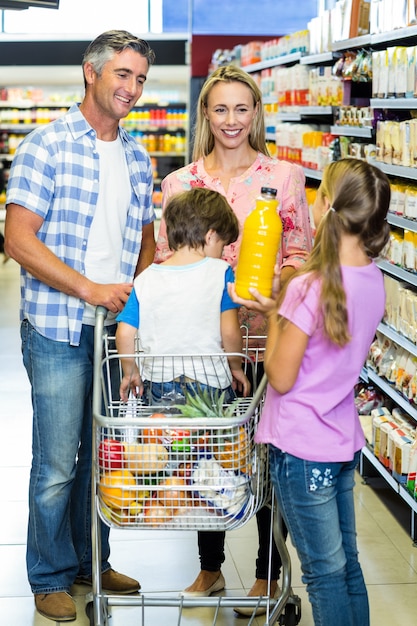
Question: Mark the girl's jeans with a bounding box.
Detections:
[269,446,369,626]
[21,320,113,593]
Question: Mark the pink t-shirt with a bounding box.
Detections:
[155,153,313,337]
[255,263,385,462]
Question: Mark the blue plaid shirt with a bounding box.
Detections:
[6,103,155,346]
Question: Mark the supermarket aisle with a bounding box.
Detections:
[1,258,417,626]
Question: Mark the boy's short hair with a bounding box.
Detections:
[164,188,239,251]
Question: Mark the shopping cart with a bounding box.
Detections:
[86,306,301,625]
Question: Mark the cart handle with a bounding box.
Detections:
[92,306,108,418]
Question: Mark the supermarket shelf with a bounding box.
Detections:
[243,51,305,73]
[371,24,417,46]
[301,106,333,116]
[331,34,372,51]
[365,367,417,422]
[371,98,417,109]
[387,213,417,233]
[359,445,417,542]
[376,259,417,287]
[147,151,186,157]
[276,112,302,122]
[370,160,417,180]
[330,125,373,138]
[300,51,341,65]
[0,101,72,108]
[0,123,37,132]
[377,322,417,359]
[302,167,323,180]
[276,106,333,121]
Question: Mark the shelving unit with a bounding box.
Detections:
[0,98,189,215]
[242,24,417,538]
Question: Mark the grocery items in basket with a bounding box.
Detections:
[191,456,250,518]
[96,408,256,527]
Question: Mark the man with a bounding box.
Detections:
[4,30,156,622]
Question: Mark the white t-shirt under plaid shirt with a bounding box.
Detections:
[6,103,155,346]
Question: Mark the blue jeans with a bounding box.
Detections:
[21,320,113,594]
[269,447,369,626]
[143,378,236,406]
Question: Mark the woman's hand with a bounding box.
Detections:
[228,282,278,316]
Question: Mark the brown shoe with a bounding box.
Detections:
[34,592,76,622]
[74,568,140,594]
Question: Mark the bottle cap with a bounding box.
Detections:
[260,187,277,197]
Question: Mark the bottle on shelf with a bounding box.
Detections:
[235,187,282,300]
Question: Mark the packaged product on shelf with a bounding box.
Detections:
[392,348,409,389]
[404,185,417,219]
[378,419,400,467]
[371,409,391,458]
[379,48,390,99]
[383,121,395,165]
[406,45,416,98]
[386,229,403,267]
[409,0,417,25]
[406,438,417,497]
[402,230,415,271]
[399,121,411,167]
[383,275,401,330]
[390,428,414,483]
[394,47,408,98]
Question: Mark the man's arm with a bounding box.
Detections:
[135,221,156,276]
[5,203,133,314]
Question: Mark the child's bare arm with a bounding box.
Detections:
[115,322,143,401]
[221,308,251,396]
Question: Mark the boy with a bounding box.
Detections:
[116,187,250,402]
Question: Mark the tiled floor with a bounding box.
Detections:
[1,257,417,626]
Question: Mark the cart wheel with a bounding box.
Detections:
[85,601,94,626]
[85,600,108,626]
[278,600,302,626]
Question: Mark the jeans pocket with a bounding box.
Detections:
[304,459,338,493]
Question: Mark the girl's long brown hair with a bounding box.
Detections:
[277,159,391,346]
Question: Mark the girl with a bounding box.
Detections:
[230,158,391,625]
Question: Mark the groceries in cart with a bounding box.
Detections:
[95,355,267,531]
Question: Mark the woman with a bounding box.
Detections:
[155,64,313,610]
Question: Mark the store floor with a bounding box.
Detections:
[1,258,417,626]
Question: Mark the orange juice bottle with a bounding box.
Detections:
[235,187,282,300]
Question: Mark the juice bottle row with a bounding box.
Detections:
[134,131,186,154]
[0,107,68,125]
[122,108,188,130]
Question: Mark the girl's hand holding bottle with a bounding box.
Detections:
[227,281,278,317]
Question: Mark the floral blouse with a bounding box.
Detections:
[155,153,313,338]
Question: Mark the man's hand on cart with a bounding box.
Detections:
[86,281,133,314]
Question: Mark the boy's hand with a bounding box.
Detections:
[231,368,251,398]
[119,372,144,402]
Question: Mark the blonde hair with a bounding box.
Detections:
[192,65,269,161]
[279,158,391,346]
